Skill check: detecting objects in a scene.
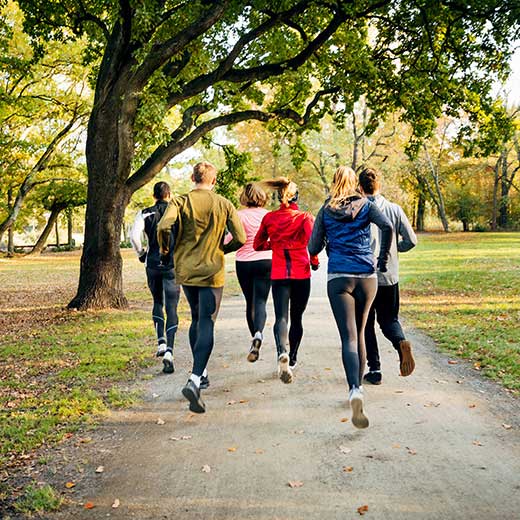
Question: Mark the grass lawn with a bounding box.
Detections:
[400,232,520,392]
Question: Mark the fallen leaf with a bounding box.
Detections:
[79,437,92,444]
[407,448,417,455]
[84,502,95,509]
[456,380,464,384]
[473,362,481,370]
[502,423,512,430]
[343,466,354,472]
[324,367,332,371]
[223,388,231,393]
[222,364,229,368]
[394,390,404,394]
[339,446,352,454]
[170,437,180,441]
[473,440,483,446]
[227,447,237,452]
[468,404,476,409]
[65,482,75,489]
[257,379,266,383]
[239,399,249,404]
[201,465,211,473]
[95,466,104,473]
[448,360,459,365]
[357,505,369,515]
[288,480,304,488]
[255,449,264,454]
[152,393,159,399]
[112,499,120,509]
[424,402,441,408]
[294,430,305,435]
[434,379,448,384]
[340,417,349,423]
[392,444,401,449]
[156,418,165,425]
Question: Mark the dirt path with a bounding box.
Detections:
[49,266,520,520]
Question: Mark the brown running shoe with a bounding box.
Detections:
[399,340,415,376]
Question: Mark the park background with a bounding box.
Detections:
[1,0,519,517]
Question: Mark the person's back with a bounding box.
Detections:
[369,194,417,286]
[171,189,244,287]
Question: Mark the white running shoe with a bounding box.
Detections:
[156,343,167,357]
[349,387,369,429]
[278,353,293,384]
[162,351,174,374]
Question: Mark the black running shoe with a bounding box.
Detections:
[200,375,210,390]
[289,352,297,369]
[363,371,382,385]
[162,351,174,374]
[181,380,205,413]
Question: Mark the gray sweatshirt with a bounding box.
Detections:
[369,194,417,285]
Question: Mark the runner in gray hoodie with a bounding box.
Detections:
[358,167,417,384]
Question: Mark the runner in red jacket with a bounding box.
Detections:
[254,177,319,384]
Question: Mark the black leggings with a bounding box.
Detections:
[182,285,223,377]
[327,277,377,389]
[146,267,180,349]
[236,260,272,336]
[271,278,311,359]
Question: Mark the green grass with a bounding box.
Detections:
[400,232,520,391]
[13,484,63,514]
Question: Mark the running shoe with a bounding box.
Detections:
[200,375,210,390]
[181,380,205,413]
[162,351,174,374]
[247,338,262,363]
[349,387,369,429]
[289,352,297,370]
[156,342,167,357]
[278,353,293,384]
[363,371,382,385]
[398,340,415,376]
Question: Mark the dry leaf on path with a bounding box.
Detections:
[156,418,165,425]
[473,440,483,446]
[343,466,353,472]
[324,367,332,371]
[222,364,229,368]
[65,482,75,489]
[181,435,192,440]
[357,505,369,515]
[258,379,266,383]
[468,404,476,409]
[448,360,459,365]
[339,446,352,454]
[394,390,404,394]
[84,502,95,509]
[239,399,249,404]
[424,402,441,408]
[340,417,349,423]
[227,447,237,452]
[288,481,304,488]
[407,448,417,455]
[434,379,448,384]
[112,499,120,509]
[294,429,305,435]
[502,423,512,430]
[202,465,211,473]
[255,449,264,454]
[392,444,401,449]
[95,466,104,473]
[152,393,159,399]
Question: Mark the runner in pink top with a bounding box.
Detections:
[231,183,272,362]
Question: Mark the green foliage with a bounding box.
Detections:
[14,484,62,514]
[215,145,255,206]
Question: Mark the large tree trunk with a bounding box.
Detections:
[29,205,64,255]
[68,89,134,309]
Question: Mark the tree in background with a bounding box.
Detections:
[0,2,90,247]
[15,0,520,308]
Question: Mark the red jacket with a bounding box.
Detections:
[253,203,319,279]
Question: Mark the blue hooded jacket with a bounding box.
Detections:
[308,196,392,274]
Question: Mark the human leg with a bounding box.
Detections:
[288,278,311,367]
[236,261,255,336]
[146,267,167,356]
[271,280,292,383]
[375,283,415,376]
[363,300,382,384]
[162,270,180,351]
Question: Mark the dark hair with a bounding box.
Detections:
[153,181,171,200]
[358,167,380,195]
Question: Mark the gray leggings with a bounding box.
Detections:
[327,276,377,389]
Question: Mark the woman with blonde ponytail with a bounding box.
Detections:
[308,166,392,428]
[254,177,319,384]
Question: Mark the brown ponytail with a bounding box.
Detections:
[262,177,298,206]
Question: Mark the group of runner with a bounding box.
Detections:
[131,161,417,427]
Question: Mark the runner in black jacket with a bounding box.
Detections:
[130,181,180,374]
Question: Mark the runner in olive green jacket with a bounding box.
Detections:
[157,162,246,413]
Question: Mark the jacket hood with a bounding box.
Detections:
[324,195,368,221]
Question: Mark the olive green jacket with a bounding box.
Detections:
[157,189,246,287]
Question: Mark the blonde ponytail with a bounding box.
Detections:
[328,166,359,209]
